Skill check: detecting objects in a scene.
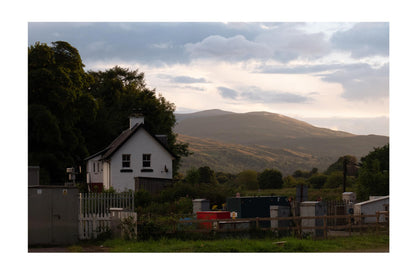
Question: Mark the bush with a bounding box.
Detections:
[324,171,343,188]
[119,216,137,240]
[137,219,167,240]
[234,170,258,190]
[135,190,152,208]
[172,197,193,215]
[308,174,327,189]
[258,169,283,189]
[283,175,297,188]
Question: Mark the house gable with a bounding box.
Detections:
[108,127,174,191]
[100,123,175,161]
[85,118,176,192]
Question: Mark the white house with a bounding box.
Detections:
[85,116,175,193]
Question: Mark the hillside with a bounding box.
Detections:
[175,109,234,122]
[174,110,389,175]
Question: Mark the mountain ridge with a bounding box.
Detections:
[175,109,235,122]
[174,110,388,174]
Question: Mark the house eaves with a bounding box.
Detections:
[84,148,109,161]
[96,123,176,161]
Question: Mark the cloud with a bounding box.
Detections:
[30,22,371,68]
[172,76,208,84]
[330,22,389,58]
[29,22,276,67]
[241,88,311,104]
[29,22,388,69]
[257,62,389,101]
[185,24,332,63]
[254,24,332,62]
[185,35,272,61]
[257,63,343,74]
[218,87,239,99]
[151,42,173,49]
[320,63,389,100]
[183,86,205,91]
[157,74,209,84]
[217,86,311,103]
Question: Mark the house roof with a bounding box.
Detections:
[85,123,176,161]
[354,195,389,206]
[84,148,108,160]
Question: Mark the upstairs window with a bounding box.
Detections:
[93,162,100,173]
[142,154,151,167]
[122,154,131,168]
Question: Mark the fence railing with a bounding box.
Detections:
[78,192,134,240]
[171,212,389,238]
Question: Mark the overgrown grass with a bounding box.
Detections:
[100,234,388,252]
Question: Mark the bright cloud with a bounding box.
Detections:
[185,35,273,60]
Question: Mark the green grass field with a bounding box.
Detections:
[82,234,388,253]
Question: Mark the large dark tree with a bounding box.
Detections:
[29,41,97,184]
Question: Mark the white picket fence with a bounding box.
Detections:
[78,192,134,240]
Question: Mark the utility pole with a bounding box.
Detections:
[343,158,348,193]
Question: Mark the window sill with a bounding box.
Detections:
[120,169,133,173]
[141,168,153,172]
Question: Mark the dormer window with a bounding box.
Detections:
[143,154,151,167]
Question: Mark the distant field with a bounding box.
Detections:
[241,187,345,201]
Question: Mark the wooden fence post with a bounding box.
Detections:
[323,216,327,239]
[297,217,301,238]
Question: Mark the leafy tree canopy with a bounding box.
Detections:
[357,144,389,200]
[324,155,357,175]
[197,166,217,185]
[29,41,96,183]
[292,168,318,179]
[234,170,258,190]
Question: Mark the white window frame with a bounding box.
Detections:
[122,154,131,168]
[142,154,151,168]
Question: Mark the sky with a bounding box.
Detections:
[28,22,389,136]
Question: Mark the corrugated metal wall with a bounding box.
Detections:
[28,186,79,246]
